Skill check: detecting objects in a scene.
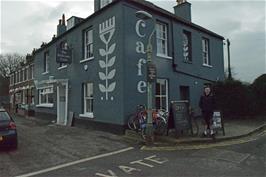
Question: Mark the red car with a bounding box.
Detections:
[0,108,18,149]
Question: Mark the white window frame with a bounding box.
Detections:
[155,79,169,111]
[81,29,94,63]
[31,64,34,79]
[36,86,54,107]
[43,52,49,74]
[156,22,169,57]
[15,72,18,84]
[80,83,94,118]
[26,66,29,80]
[100,0,112,8]
[202,38,211,66]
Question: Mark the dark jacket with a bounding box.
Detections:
[199,94,215,113]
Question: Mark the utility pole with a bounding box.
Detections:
[227,39,232,80]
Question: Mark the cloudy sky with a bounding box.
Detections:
[1,0,265,83]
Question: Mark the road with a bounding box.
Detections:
[19,134,266,177]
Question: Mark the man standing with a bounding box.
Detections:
[199,86,215,137]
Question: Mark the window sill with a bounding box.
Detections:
[58,65,67,70]
[42,72,49,75]
[202,64,213,68]
[80,57,94,63]
[156,54,172,60]
[79,113,94,119]
[36,103,54,108]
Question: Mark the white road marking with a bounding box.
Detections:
[16,147,134,177]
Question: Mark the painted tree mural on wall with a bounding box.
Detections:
[98,16,116,101]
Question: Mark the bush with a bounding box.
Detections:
[213,79,257,118]
[251,74,266,115]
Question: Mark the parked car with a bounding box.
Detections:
[0,108,18,149]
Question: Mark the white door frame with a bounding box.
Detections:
[56,82,68,125]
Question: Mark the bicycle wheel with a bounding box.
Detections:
[154,117,167,135]
[127,114,139,131]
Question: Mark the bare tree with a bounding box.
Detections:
[0,53,25,78]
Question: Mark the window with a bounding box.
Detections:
[19,70,23,82]
[30,64,34,79]
[24,68,27,81]
[83,29,93,60]
[202,38,210,66]
[155,79,168,110]
[83,83,93,116]
[156,22,168,56]
[10,74,14,85]
[182,30,192,62]
[100,0,112,8]
[44,52,49,73]
[15,72,18,84]
[38,87,54,106]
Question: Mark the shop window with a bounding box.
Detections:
[182,30,192,62]
[82,83,93,117]
[155,79,169,110]
[202,37,211,66]
[156,22,169,57]
[37,87,53,107]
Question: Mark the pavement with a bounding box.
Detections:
[124,116,266,148]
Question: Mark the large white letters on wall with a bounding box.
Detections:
[135,19,147,93]
[99,16,116,101]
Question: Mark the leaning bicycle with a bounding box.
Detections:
[127,106,168,139]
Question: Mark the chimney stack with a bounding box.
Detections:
[174,0,192,22]
[57,14,66,36]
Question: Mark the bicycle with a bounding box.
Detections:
[127,106,168,139]
[127,105,147,139]
[152,109,168,136]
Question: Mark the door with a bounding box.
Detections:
[180,86,190,102]
[57,84,68,125]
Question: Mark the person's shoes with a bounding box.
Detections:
[201,132,207,138]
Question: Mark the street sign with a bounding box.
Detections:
[147,63,156,82]
[56,44,72,64]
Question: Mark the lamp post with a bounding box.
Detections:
[135,10,156,143]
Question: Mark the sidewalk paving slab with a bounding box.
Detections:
[124,117,266,147]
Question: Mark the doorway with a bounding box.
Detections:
[57,83,68,125]
[179,86,190,102]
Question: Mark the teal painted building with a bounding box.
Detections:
[33,0,224,133]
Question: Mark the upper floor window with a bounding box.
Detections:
[15,72,18,84]
[202,38,211,66]
[24,68,27,81]
[28,65,33,80]
[19,70,23,82]
[182,30,192,63]
[100,0,112,8]
[44,52,49,73]
[156,22,168,56]
[83,29,93,60]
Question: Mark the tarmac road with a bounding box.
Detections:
[17,132,266,177]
